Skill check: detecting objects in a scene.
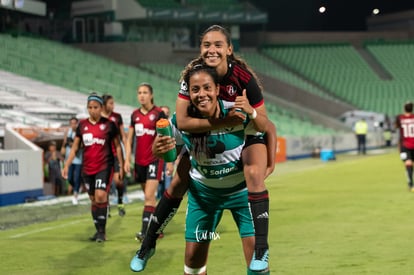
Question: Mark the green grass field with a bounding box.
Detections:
[1,148,414,274]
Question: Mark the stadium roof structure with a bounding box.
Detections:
[71,0,268,24]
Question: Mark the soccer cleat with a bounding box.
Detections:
[89,232,98,241]
[130,247,155,272]
[118,204,126,217]
[123,195,129,204]
[96,232,106,243]
[135,232,145,242]
[247,268,270,275]
[249,248,269,273]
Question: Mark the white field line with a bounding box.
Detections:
[8,219,89,239]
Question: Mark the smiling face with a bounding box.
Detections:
[200,30,232,76]
[189,70,220,117]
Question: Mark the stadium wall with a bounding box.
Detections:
[285,132,387,160]
[241,31,413,47]
[0,125,43,206]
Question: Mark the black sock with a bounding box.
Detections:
[91,204,99,232]
[141,206,155,235]
[117,184,124,204]
[95,202,108,234]
[142,191,182,248]
[407,166,413,187]
[249,190,269,250]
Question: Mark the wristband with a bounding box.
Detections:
[248,109,257,120]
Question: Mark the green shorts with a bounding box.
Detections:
[185,180,254,242]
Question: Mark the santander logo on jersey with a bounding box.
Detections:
[82,133,106,146]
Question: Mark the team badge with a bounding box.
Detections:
[226,85,237,97]
[84,126,88,131]
[99,124,106,130]
[150,114,156,121]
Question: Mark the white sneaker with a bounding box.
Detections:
[72,197,79,205]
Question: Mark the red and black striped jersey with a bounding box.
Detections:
[129,106,167,166]
[396,113,414,149]
[76,117,118,175]
[178,61,264,108]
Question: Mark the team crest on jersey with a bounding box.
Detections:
[110,117,116,122]
[84,126,88,131]
[181,81,188,91]
[226,85,237,97]
[149,114,156,121]
[99,124,106,130]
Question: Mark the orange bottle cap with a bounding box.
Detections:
[156,118,170,128]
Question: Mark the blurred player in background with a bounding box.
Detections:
[61,117,83,205]
[102,94,127,216]
[124,83,167,241]
[395,101,414,191]
[63,93,123,242]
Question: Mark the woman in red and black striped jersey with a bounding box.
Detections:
[102,94,128,217]
[63,93,124,242]
[124,83,168,242]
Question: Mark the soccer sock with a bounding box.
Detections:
[143,191,182,248]
[95,202,108,234]
[91,203,99,232]
[406,166,413,187]
[117,184,124,205]
[141,205,155,235]
[249,190,269,250]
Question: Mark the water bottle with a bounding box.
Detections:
[156,118,177,162]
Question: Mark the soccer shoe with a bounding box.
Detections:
[130,247,155,272]
[118,204,126,217]
[247,268,270,275]
[135,232,145,242]
[249,248,269,273]
[96,232,106,243]
[89,232,98,241]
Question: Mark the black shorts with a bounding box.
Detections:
[82,168,113,195]
[134,159,163,183]
[244,134,266,149]
[400,146,414,162]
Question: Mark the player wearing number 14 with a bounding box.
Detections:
[63,93,124,242]
[395,101,414,192]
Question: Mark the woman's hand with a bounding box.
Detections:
[152,135,176,157]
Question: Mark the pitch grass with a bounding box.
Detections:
[1,148,414,274]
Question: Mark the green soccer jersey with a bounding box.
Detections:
[171,99,249,189]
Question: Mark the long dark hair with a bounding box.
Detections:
[182,24,263,91]
[183,64,220,158]
[137,82,154,104]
